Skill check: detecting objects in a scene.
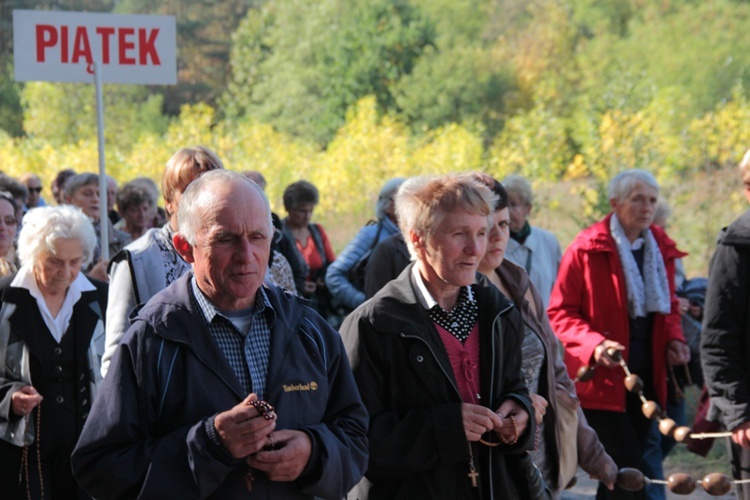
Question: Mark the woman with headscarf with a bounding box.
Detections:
[475,174,616,497]
[341,173,546,499]
[0,205,107,499]
[548,169,689,499]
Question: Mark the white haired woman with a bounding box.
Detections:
[341,173,546,499]
[0,205,107,499]
[502,174,562,307]
[548,169,690,499]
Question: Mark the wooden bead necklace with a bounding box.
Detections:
[616,467,750,496]
[576,347,733,443]
[577,348,738,496]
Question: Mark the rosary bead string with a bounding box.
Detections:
[248,399,276,420]
[499,415,519,445]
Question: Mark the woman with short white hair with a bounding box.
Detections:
[341,173,546,499]
[502,174,562,307]
[548,169,689,499]
[0,205,107,499]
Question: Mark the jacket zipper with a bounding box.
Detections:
[486,303,510,500]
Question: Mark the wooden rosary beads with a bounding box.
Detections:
[21,404,43,500]
[249,399,276,420]
[577,348,741,496]
[478,413,519,447]
[470,412,521,489]
[576,347,731,444]
[616,467,750,496]
[244,399,277,493]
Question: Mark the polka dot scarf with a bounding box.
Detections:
[429,285,479,343]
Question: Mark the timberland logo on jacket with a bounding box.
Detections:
[282,381,318,392]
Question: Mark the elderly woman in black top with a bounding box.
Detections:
[341,173,545,499]
[0,205,107,499]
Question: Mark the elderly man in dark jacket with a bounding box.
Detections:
[71,170,368,499]
[702,206,750,499]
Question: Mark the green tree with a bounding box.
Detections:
[393,45,514,142]
[222,0,434,145]
[574,0,750,118]
[487,101,572,181]
[21,82,167,151]
[114,0,259,115]
[0,62,22,136]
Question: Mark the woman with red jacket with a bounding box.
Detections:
[547,169,690,499]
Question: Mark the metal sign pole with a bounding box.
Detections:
[93,60,109,261]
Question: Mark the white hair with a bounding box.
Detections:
[502,174,534,206]
[607,169,660,203]
[63,172,99,198]
[177,170,273,245]
[18,205,97,268]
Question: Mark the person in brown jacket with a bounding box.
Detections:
[476,173,617,496]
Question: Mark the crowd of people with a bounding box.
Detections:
[0,147,748,499]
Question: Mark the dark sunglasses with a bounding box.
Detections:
[28,187,42,193]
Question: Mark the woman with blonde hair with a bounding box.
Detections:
[102,146,224,376]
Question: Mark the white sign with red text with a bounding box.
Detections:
[13,10,176,85]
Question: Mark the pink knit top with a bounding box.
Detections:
[435,322,481,404]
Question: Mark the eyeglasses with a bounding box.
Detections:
[1,217,17,226]
[28,187,42,193]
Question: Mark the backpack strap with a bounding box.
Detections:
[156,338,181,420]
[308,223,328,268]
[370,220,384,252]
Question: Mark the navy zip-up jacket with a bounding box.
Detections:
[72,273,368,499]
